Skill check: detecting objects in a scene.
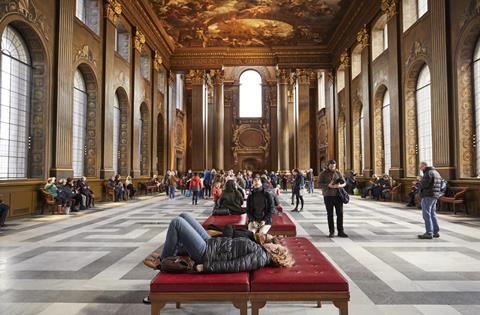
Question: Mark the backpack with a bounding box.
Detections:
[159,256,196,273]
[338,187,350,204]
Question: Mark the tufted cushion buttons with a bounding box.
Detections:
[251,237,349,292]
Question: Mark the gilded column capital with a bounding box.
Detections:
[356,25,369,49]
[339,50,350,68]
[105,0,122,24]
[276,69,291,84]
[295,69,312,85]
[134,30,146,53]
[187,70,205,85]
[381,0,397,19]
[211,69,225,85]
[153,50,163,71]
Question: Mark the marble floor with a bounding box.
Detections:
[1,191,480,315]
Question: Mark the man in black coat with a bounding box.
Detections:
[418,162,443,239]
[246,177,274,234]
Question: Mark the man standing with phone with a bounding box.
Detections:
[318,160,348,238]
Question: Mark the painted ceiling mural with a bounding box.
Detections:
[150,0,348,48]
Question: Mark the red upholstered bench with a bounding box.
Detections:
[202,212,296,236]
[269,212,296,236]
[250,237,350,315]
[150,272,249,315]
[201,213,248,229]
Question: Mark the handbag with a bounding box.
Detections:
[338,187,350,204]
[159,256,196,273]
[212,208,230,216]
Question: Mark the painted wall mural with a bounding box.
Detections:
[150,0,347,47]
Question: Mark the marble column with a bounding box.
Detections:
[212,70,225,170]
[51,0,75,178]
[100,0,121,179]
[386,13,404,178]
[295,69,311,170]
[277,69,290,172]
[189,70,206,171]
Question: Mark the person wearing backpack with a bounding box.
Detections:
[189,172,203,205]
[418,162,443,239]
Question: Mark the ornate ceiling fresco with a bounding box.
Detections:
[149,0,348,48]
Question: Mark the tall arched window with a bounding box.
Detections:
[113,93,120,174]
[72,69,87,177]
[416,65,433,166]
[360,106,365,173]
[382,90,391,174]
[239,70,262,118]
[0,26,31,179]
[473,39,480,176]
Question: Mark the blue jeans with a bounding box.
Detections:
[308,180,314,193]
[421,197,439,235]
[169,185,176,199]
[161,213,210,262]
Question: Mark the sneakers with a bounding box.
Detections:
[328,232,334,238]
[433,233,440,238]
[338,232,349,238]
[291,208,298,212]
[418,233,433,239]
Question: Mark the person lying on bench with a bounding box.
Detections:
[143,212,294,273]
[247,177,274,235]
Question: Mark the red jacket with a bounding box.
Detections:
[189,176,202,191]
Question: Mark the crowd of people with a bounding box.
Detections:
[43,176,95,214]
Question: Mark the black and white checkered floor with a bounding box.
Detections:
[1,191,480,314]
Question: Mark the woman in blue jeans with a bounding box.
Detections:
[144,213,294,273]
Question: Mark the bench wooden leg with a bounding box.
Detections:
[176,302,181,309]
[251,301,266,315]
[232,301,248,315]
[333,301,348,315]
[317,301,322,308]
[151,302,165,315]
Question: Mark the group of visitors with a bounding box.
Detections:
[360,174,395,200]
[106,175,137,202]
[44,176,94,214]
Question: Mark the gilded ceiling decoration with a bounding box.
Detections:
[149,0,348,48]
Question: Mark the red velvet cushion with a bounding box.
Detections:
[275,205,283,213]
[150,272,249,292]
[269,213,296,233]
[202,214,248,229]
[251,237,349,292]
[439,196,455,201]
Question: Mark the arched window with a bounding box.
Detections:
[113,93,120,174]
[0,26,31,179]
[473,39,480,176]
[75,0,99,34]
[176,73,184,110]
[72,69,87,177]
[360,106,365,172]
[336,68,345,92]
[416,65,433,166]
[239,70,262,118]
[382,90,391,174]
[140,52,151,80]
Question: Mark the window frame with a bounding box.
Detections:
[415,65,433,167]
[0,25,32,179]
[239,69,263,118]
[382,90,391,175]
[72,69,87,177]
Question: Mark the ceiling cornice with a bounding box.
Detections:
[169,46,332,70]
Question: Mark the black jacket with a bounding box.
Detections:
[246,188,274,225]
[292,174,305,193]
[218,181,245,214]
[203,237,271,273]
[420,167,443,198]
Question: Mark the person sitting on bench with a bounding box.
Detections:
[217,180,245,214]
[247,177,274,235]
[143,212,294,273]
